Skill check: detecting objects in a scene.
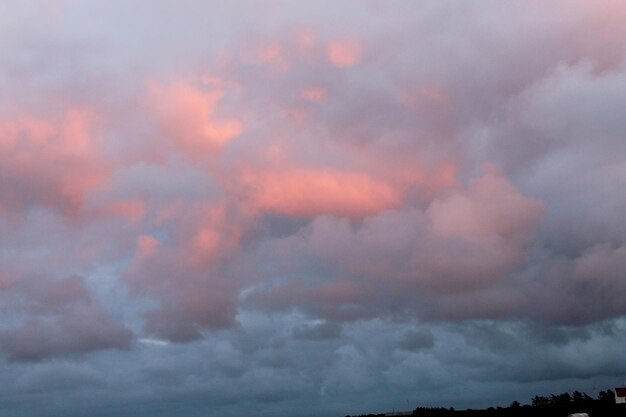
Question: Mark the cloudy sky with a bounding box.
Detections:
[1,1,626,416]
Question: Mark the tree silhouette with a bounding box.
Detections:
[347,387,625,417]
[531,395,549,407]
[598,389,615,403]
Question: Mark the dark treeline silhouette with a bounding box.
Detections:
[346,388,625,417]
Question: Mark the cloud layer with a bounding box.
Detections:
[0,1,625,416]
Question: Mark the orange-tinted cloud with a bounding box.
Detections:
[240,168,402,218]
[146,80,242,157]
[0,108,108,217]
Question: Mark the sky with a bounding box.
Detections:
[1,1,626,416]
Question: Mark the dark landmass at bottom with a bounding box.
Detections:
[347,389,625,417]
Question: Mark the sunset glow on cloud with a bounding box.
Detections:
[327,40,363,68]
[146,80,243,157]
[1,1,626,416]
[240,167,402,217]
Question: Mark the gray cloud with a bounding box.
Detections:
[0,274,132,361]
[398,330,435,352]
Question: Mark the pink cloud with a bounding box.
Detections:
[247,170,545,319]
[407,169,543,291]
[327,40,363,68]
[426,167,544,244]
[0,107,108,217]
[240,167,403,218]
[559,0,626,72]
[124,203,244,341]
[146,80,242,158]
[1,0,625,363]
[136,234,159,259]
